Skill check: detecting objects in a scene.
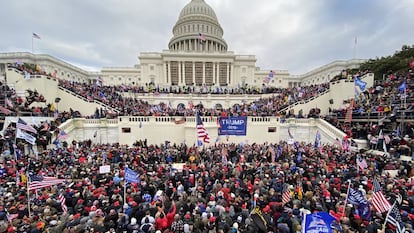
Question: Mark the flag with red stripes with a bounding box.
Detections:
[282,184,291,205]
[371,177,392,213]
[16,118,37,134]
[58,193,68,213]
[196,112,210,143]
[29,175,66,190]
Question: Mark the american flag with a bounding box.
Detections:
[198,33,206,43]
[58,130,69,140]
[282,184,291,205]
[371,177,392,213]
[58,193,68,213]
[386,204,405,233]
[32,32,41,39]
[196,112,210,143]
[29,175,66,190]
[16,118,37,134]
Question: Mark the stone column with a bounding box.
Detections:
[178,61,182,85]
[192,62,195,85]
[213,62,216,85]
[226,62,230,85]
[230,63,234,85]
[202,62,206,84]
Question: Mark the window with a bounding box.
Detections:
[150,65,154,71]
[122,127,131,133]
[268,127,276,133]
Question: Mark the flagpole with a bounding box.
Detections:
[382,201,396,232]
[196,110,200,149]
[32,36,34,54]
[27,171,31,217]
[342,180,351,218]
[124,166,127,206]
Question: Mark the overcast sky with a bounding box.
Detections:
[1,0,413,74]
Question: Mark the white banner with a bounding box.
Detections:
[16,128,36,145]
[99,165,111,174]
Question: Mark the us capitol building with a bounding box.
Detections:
[0,0,370,147]
[0,0,364,89]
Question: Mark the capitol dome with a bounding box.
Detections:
[168,0,228,52]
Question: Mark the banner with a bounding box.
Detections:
[250,207,267,232]
[99,165,111,174]
[124,167,139,183]
[16,128,36,145]
[218,116,247,136]
[301,212,336,233]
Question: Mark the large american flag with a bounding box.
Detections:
[196,112,210,143]
[371,177,391,213]
[29,175,66,190]
[16,118,37,134]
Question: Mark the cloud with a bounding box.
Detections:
[0,0,413,74]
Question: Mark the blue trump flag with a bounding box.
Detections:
[354,77,367,91]
[301,212,336,233]
[124,167,139,183]
[347,188,371,220]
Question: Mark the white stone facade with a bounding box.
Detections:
[0,0,366,89]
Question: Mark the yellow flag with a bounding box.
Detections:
[50,103,55,111]
[297,185,303,200]
[21,174,27,184]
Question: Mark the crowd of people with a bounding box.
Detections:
[57,78,330,118]
[0,135,413,233]
[326,69,414,155]
[1,63,414,232]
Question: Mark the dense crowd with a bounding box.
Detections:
[0,136,413,233]
[2,63,414,233]
[57,78,330,118]
[326,69,414,155]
